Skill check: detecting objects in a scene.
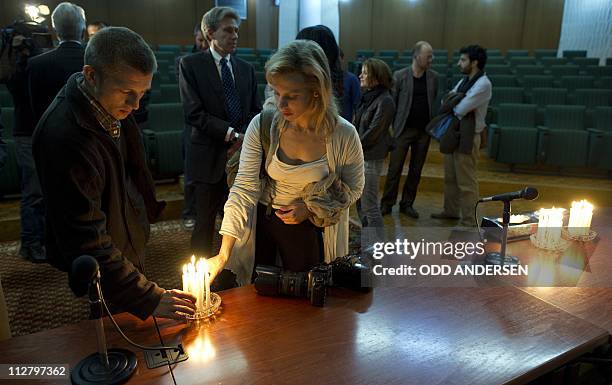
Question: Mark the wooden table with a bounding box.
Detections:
[0,285,608,385]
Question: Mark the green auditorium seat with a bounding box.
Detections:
[506,50,529,59]
[488,87,524,124]
[488,75,516,87]
[432,57,447,65]
[182,45,192,53]
[142,103,184,179]
[597,77,612,89]
[485,65,512,75]
[562,50,587,60]
[540,57,568,67]
[157,44,181,54]
[153,84,180,103]
[534,49,557,60]
[607,58,612,66]
[237,53,257,62]
[154,51,175,61]
[549,65,580,77]
[378,50,398,58]
[235,47,255,56]
[0,138,20,197]
[255,71,266,85]
[520,75,554,92]
[0,107,14,137]
[583,66,612,78]
[572,58,600,68]
[0,89,13,108]
[433,49,448,59]
[487,57,507,65]
[587,107,612,170]
[257,84,267,103]
[573,89,611,109]
[393,59,411,68]
[509,57,537,67]
[515,65,545,76]
[531,87,567,107]
[558,76,595,92]
[488,103,538,165]
[256,48,273,56]
[537,105,588,167]
[487,49,503,57]
[356,50,375,59]
[431,64,448,76]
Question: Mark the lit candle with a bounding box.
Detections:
[568,200,593,237]
[536,207,565,249]
[182,255,211,317]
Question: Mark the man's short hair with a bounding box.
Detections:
[412,41,432,59]
[201,7,240,38]
[84,27,157,76]
[51,2,86,41]
[459,45,488,70]
[88,21,107,29]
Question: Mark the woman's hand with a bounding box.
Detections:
[207,254,229,283]
[275,202,311,224]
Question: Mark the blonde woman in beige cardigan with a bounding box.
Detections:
[207,40,364,285]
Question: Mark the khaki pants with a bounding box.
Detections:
[443,134,481,226]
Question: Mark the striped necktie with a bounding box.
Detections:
[220,57,243,129]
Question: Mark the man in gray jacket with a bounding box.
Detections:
[381,41,438,219]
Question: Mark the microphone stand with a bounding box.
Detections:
[484,200,520,266]
[71,271,137,385]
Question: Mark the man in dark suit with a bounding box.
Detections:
[28,2,86,126]
[179,7,261,274]
[380,41,438,219]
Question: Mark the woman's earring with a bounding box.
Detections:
[313,92,319,98]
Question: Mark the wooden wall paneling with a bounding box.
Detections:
[339,0,373,61]
[256,0,279,49]
[443,0,527,53]
[371,0,446,54]
[522,0,564,51]
[152,0,197,45]
[106,0,156,45]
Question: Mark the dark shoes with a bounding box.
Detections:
[430,212,461,220]
[19,245,47,263]
[401,206,419,219]
[182,218,196,231]
[380,204,393,216]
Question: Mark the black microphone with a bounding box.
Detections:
[478,187,538,203]
[70,255,99,297]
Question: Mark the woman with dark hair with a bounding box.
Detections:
[354,58,395,229]
[295,25,346,112]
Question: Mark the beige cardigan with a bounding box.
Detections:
[220,113,365,285]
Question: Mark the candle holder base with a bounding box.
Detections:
[561,228,598,242]
[529,234,569,252]
[185,292,222,321]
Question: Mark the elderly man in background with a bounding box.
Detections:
[33,27,196,321]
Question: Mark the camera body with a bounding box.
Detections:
[254,253,372,306]
[254,264,332,307]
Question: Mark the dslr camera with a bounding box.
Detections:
[254,253,372,307]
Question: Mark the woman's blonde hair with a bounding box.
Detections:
[265,39,338,137]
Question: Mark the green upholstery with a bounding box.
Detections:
[531,88,567,107]
[487,57,507,65]
[539,105,588,168]
[485,65,512,75]
[540,57,567,67]
[235,47,255,55]
[562,50,587,59]
[378,50,398,58]
[521,75,554,90]
[157,44,181,54]
[488,75,516,87]
[543,105,586,130]
[583,66,612,77]
[488,104,538,164]
[509,57,537,67]
[573,89,611,109]
[356,50,375,58]
[559,76,595,92]
[142,103,184,179]
[506,50,529,59]
[152,84,180,103]
[587,107,612,170]
[147,103,184,132]
[490,87,523,106]
[572,58,600,68]
[515,65,545,76]
[431,64,448,76]
[549,65,580,77]
[534,49,557,60]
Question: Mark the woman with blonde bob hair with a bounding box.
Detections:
[208,39,365,285]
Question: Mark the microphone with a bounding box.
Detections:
[478,187,538,203]
[70,255,100,297]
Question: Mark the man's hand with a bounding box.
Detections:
[275,202,311,224]
[152,289,197,320]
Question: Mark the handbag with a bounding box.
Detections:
[426,114,453,141]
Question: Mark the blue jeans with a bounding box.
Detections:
[15,136,45,248]
[182,126,196,220]
[359,159,384,228]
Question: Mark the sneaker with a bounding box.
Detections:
[430,212,461,220]
[401,206,419,219]
[182,218,196,230]
[19,245,47,263]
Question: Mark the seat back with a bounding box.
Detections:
[544,105,586,130]
[497,103,537,127]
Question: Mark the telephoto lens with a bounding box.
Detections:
[254,265,309,297]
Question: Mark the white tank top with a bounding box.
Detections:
[263,149,330,208]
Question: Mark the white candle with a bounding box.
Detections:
[536,207,564,248]
[568,200,593,237]
[182,255,211,316]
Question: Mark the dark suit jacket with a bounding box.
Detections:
[27,41,85,125]
[179,50,262,184]
[391,66,438,138]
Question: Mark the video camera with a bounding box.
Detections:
[254,253,372,307]
[0,20,53,83]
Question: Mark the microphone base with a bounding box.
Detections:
[485,252,520,266]
[71,348,137,385]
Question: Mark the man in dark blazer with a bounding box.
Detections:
[28,2,86,126]
[179,7,261,271]
[381,41,438,219]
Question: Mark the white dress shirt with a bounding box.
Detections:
[451,74,492,133]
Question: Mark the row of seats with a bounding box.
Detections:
[354,48,601,60]
[488,105,612,170]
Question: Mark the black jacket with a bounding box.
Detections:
[179,50,262,184]
[353,87,395,160]
[32,73,166,320]
[427,91,476,155]
[27,41,85,125]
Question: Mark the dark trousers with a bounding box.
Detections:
[381,130,431,209]
[181,126,196,220]
[254,203,323,273]
[15,136,45,249]
[191,177,228,257]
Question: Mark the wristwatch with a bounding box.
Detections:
[231,131,241,142]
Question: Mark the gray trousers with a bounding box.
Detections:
[443,134,481,226]
[360,159,384,228]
